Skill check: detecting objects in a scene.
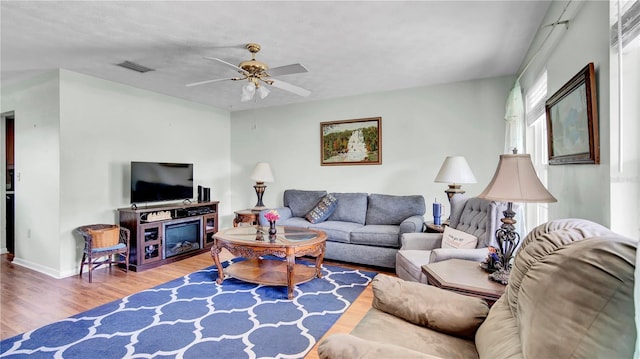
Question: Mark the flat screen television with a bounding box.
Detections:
[130,162,194,204]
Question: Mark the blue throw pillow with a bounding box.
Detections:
[305,194,338,224]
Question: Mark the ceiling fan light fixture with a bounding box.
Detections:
[257,85,270,99]
[241,82,256,102]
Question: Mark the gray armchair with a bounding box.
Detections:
[396,195,507,283]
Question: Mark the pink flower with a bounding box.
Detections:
[264,210,280,222]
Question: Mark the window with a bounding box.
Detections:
[524,71,549,232]
[610,0,640,239]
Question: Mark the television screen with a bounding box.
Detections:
[131,162,194,204]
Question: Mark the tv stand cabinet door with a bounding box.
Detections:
[139,222,163,264]
[203,213,217,249]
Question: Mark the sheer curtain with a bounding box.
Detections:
[524,71,549,233]
[502,80,526,236]
[504,81,524,154]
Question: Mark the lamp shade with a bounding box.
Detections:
[478,154,556,203]
[250,162,274,183]
[434,156,477,184]
[241,82,256,102]
[257,85,270,99]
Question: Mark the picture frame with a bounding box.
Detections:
[320,117,381,166]
[545,63,599,165]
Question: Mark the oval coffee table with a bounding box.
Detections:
[211,226,327,299]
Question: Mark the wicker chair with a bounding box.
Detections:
[76,224,130,282]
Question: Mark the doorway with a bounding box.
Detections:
[2,111,15,261]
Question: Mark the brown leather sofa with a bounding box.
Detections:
[318,218,637,358]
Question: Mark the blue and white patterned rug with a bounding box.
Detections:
[0,259,377,358]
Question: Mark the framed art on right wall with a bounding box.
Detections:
[545,62,600,165]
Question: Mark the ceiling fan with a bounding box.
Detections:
[186,43,311,102]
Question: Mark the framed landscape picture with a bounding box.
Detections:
[545,63,600,165]
[320,117,381,166]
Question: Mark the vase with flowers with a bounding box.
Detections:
[264,209,280,236]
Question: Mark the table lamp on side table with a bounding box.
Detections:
[478,151,556,284]
[250,162,274,210]
[434,156,476,224]
[434,156,477,200]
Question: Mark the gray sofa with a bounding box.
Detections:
[259,189,426,268]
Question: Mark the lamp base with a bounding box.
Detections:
[444,184,466,201]
[253,182,267,210]
[495,202,520,270]
[488,268,510,285]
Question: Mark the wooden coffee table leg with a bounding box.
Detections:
[315,248,325,278]
[286,254,295,299]
[210,242,225,285]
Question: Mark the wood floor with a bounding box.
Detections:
[0,251,393,358]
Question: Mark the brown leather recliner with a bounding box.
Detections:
[319,218,637,359]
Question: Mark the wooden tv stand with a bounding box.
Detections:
[118,201,219,272]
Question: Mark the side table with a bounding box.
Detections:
[233,209,260,227]
[422,259,505,306]
[423,221,446,233]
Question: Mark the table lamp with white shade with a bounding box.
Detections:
[434,156,477,200]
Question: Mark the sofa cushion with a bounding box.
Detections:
[327,192,368,224]
[276,217,312,228]
[310,221,364,243]
[304,194,338,224]
[283,189,327,217]
[351,225,401,248]
[318,332,448,359]
[372,274,489,340]
[349,308,479,359]
[441,227,478,249]
[366,194,426,225]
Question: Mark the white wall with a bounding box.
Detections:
[1,69,232,277]
[230,76,512,216]
[1,71,62,273]
[518,1,611,226]
[0,70,512,277]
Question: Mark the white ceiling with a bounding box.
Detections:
[1,1,551,112]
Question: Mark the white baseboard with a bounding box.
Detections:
[10,257,111,279]
[11,257,77,279]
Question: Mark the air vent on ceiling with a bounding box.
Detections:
[116,61,155,73]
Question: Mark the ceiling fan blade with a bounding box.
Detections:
[203,56,245,73]
[186,78,233,87]
[270,79,311,97]
[267,63,309,77]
